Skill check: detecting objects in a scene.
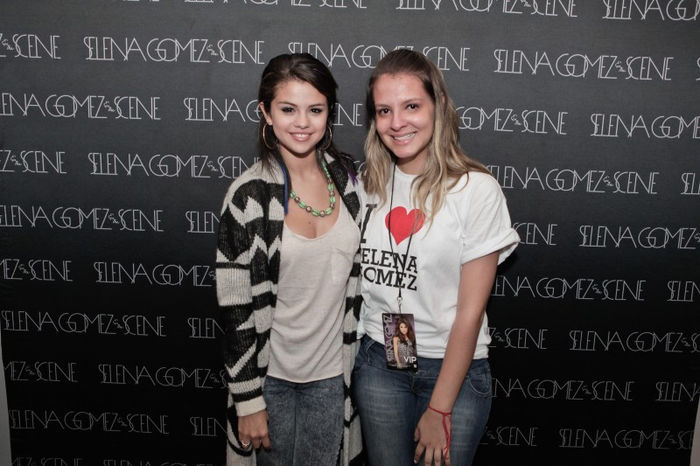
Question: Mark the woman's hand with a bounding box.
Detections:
[238,410,271,450]
[414,408,451,465]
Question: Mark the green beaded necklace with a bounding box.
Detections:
[288,162,336,217]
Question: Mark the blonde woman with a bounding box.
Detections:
[353,49,519,466]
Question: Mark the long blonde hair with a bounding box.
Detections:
[363,49,489,220]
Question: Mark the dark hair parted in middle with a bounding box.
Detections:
[257,53,355,178]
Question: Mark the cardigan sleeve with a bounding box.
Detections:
[216,182,267,417]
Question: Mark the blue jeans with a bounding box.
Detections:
[257,374,344,466]
[352,336,491,466]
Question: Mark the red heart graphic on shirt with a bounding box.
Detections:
[385,207,425,245]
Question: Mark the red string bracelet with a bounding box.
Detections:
[427,405,452,459]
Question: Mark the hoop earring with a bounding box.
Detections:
[262,123,276,150]
[319,125,333,151]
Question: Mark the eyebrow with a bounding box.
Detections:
[375,97,424,107]
[276,101,326,107]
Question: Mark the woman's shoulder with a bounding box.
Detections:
[450,170,500,195]
[219,160,281,209]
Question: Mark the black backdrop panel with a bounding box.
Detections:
[1,1,699,465]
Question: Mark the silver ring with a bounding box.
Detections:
[241,441,251,448]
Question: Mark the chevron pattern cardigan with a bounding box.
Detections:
[216,153,364,466]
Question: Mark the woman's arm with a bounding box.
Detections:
[217,183,270,449]
[413,251,498,466]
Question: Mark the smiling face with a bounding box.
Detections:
[399,322,408,335]
[372,72,436,174]
[260,79,329,160]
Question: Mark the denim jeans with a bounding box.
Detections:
[352,336,491,466]
[256,374,344,466]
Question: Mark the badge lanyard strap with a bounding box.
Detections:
[387,163,419,314]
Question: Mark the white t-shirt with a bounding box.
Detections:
[358,169,519,359]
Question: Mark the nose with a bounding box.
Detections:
[295,112,309,128]
[390,110,405,131]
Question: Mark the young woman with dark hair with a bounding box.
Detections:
[393,317,417,369]
[216,53,363,466]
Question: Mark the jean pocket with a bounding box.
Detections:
[467,359,492,397]
[357,336,392,371]
[353,345,366,370]
[354,336,372,367]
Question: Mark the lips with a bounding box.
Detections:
[290,132,312,142]
[392,132,416,142]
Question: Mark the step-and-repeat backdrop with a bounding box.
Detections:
[1,1,698,465]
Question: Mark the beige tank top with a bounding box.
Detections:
[267,201,360,382]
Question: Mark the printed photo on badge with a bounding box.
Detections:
[382,313,418,371]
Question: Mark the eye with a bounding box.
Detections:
[407,103,419,110]
[310,107,324,114]
[376,108,390,116]
[281,106,294,113]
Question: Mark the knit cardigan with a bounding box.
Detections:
[216,153,364,466]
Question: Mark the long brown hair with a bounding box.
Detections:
[257,53,354,177]
[394,317,416,345]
